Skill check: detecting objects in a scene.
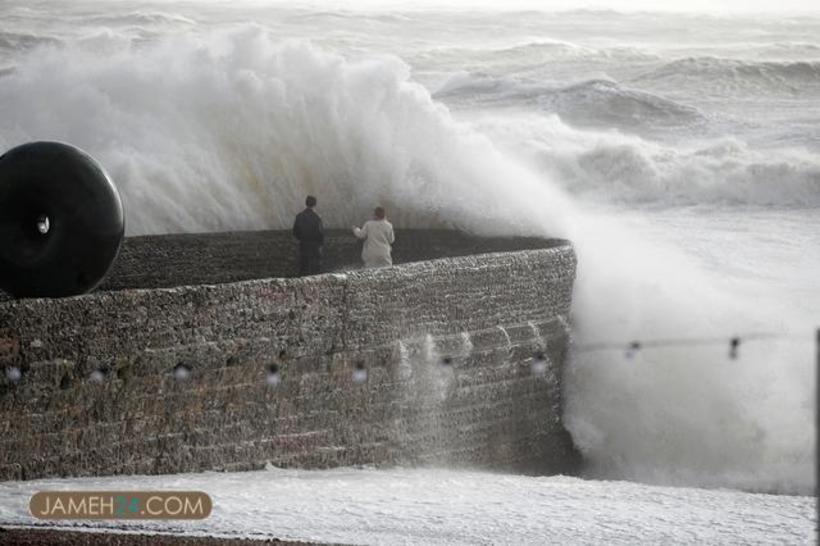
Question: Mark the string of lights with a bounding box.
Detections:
[571,330,817,360]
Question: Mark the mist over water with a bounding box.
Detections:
[0,2,816,494]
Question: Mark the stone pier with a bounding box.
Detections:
[0,230,579,480]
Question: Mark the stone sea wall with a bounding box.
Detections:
[0,230,578,481]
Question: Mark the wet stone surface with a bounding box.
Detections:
[0,230,578,481]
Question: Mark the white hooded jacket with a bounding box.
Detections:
[353,219,395,268]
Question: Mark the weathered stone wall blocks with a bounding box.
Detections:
[0,230,578,481]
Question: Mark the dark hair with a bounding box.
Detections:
[374,206,386,220]
[305,195,317,207]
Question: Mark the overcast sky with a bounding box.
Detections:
[74,0,815,14]
[224,0,820,14]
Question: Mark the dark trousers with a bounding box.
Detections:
[298,243,322,276]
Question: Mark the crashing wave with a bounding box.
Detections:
[0,25,571,237]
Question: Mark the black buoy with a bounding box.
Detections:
[0,141,124,298]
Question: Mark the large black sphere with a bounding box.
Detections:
[0,141,124,298]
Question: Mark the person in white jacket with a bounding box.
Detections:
[352,206,395,268]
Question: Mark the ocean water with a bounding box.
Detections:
[0,2,817,496]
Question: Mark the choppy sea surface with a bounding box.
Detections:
[0,1,817,497]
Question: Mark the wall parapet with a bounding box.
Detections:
[0,230,578,480]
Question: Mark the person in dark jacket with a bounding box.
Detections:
[292,195,324,276]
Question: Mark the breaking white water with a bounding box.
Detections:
[0,467,815,544]
[0,1,817,496]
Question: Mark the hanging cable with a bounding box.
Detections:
[571,331,812,359]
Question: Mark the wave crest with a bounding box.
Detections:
[632,56,820,94]
[82,11,198,27]
[479,114,820,207]
[0,31,61,52]
[437,75,707,131]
